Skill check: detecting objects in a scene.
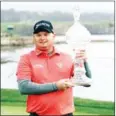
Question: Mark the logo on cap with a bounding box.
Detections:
[35,23,50,29]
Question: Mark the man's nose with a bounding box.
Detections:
[40,36,46,40]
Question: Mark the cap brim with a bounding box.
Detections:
[34,28,53,34]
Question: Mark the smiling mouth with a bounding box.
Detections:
[39,42,46,44]
[39,42,48,45]
[39,41,47,43]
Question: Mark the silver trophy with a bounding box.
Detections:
[66,5,92,86]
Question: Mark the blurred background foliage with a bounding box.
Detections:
[1,9,114,36]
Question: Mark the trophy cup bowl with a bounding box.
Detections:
[65,5,92,87]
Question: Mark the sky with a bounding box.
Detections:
[1,2,114,13]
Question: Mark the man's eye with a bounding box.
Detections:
[44,33,48,36]
[36,34,41,37]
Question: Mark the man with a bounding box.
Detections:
[16,20,91,116]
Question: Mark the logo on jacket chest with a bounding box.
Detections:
[34,64,44,68]
[56,62,63,69]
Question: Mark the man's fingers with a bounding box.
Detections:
[56,78,75,91]
[65,81,74,87]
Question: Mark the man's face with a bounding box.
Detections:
[33,31,55,51]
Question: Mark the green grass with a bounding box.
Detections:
[1,89,115,115]
[1,106,28,115]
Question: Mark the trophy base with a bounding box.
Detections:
[71,75,92,87]
[83,84,91,87]
[73,81,91,87]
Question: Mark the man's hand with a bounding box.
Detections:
[56,79,74,91]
